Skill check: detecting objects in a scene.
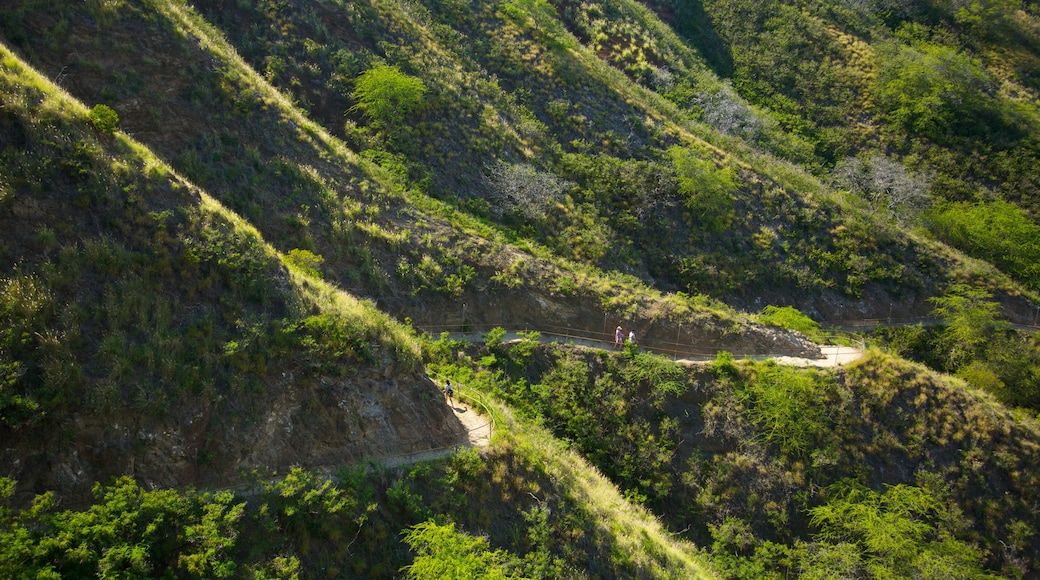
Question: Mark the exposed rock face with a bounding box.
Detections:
[2,370,463,505]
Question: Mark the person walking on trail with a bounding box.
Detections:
[628,329,637,346]
[444,380,455,406]
[615,325,624,349]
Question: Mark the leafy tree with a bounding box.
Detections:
[740,362,835,458]
[401,520,528,579]
[0,476,243,578]
[351,65,427,129]
[872,41,998,142]
[668,145,737,234]
[805,482,996,579]
[929,284,1006,370]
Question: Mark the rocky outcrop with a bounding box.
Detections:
[2,369,463,506]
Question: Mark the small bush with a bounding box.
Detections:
[88,103,119,133]
[351,65,426,128]
[756,305,820,337]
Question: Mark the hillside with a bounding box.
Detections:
[2,0,1040,577]
[3,0,1038,325]
[0,44,465,502]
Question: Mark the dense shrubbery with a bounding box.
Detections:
[426,333,1039,576]
[927,201,1040,291]
[874,285,1040,410]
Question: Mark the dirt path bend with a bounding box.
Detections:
[373,341,865,471]
[376,398,493,469]
[768,344,864,367]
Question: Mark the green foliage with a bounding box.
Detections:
[352,65,427,129]
[740,362,835,458]
[277,313,374,372]
[284,248,325,279]
[87,103,119,133]
[401,520,528,579]
[928,201,1040,291]
[484,326,508,349]
[621,350,687,404]
[929,284,1007,369]
[755,305,820,337]
[872,40,999,142]
[710,350,739,378]
[806,482,995,579]
[0,476,243,578]
[668,145,737,234]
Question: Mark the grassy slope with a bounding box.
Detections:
[5,0,1033,329]
[185,0,1038,315]
[0,0,829,348]
[0,41,460,497]
[1,0,1039,577]
[0,33,721,580]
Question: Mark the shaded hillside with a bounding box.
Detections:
[1,0,1034,327]
[0,45,463,503]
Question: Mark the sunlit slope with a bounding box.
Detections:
[0,0,835,354]
[0,43,462,501]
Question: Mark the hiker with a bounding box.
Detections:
[615,325,624,349]
[444,380,454,406]
[628,329,637,346]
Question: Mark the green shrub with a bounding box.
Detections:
[740,362,835,458]
[755,305,820,337]
[351,65,427,129]
[927,201,1040,291]
[284,248,324,279]
[87,103,119,133]
[401,520,526,579]
[668,146,737,234]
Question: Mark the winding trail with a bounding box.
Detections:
[436,329,865,368]
[398,333,865,466]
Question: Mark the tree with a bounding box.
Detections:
[668,145,737,234]
[401,520,527,579]
[483,162,571,220]
[832,154,930,225]
[351,65,427,129]
[929,284,1007,370]
[806,482,995,579]
[872,41,998,142]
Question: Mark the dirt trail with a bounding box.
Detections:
[675,344,864,367]
[375,340,862,470]
[375,398,493,469]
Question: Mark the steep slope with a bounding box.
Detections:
[0,0,828,354]
[0,45,463,503]
[184,0,1039,318]
[432,339,1040,576]
[2,0,1031,332]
